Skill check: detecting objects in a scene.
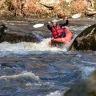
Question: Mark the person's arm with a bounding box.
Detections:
[47,21,52,31]
[60,17,69,27]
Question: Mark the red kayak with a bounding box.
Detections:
[48,27,74,47]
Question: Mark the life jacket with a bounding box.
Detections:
[51,24,64,39]
[51,27,73,43]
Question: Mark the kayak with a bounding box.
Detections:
[48,27,77,50]
[48,35,77,51]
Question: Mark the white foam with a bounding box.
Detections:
[80,66,95,79]
[0,71,40,82]
[0,38,67,56]
[81,61,96,65]
[23,38,67,52]
[46,91,62,96]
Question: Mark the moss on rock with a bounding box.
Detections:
[71,24,96,51]
[64,70,96,96]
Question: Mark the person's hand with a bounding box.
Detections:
[48,21,51,24]
[64,17,68,20]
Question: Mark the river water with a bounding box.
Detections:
[0,18,96,96]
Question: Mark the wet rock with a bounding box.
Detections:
[1,63,18,68]
[71,24,96,51]
[0,23,43,43]
[64,70,96,96]
[0,24,7,42]
[0,32,38,43]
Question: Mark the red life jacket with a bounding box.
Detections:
[51,24,64,38]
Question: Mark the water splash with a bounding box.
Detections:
[46,91,62,96]
[24,38,67,52]
[80,66,95,79]
[0,38,67,56]
[0,71,40,82]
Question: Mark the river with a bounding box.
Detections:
[0,18,96,96]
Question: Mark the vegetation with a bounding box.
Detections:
[0,0,96,19]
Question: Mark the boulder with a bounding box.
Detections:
[0,23,43,43]
[0,23,7,42]
[86,11,96,16]
[64,70,96,96]
[39,0,60,8]
[71,24,96,51]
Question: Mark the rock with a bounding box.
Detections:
[64,70,96,96]
[0,24,7,42]
[86,11,96,16]
[39,0,60,8]
[0,32,38,43]
[71,24,96,51]
[0,23,43,43]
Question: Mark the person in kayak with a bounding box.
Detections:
[47,17,73,43]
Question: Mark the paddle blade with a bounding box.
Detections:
[33,23,44,28]
[71,13,82,18]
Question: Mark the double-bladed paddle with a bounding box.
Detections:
[33,13,82,28]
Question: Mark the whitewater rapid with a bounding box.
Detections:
[0,38,68,57]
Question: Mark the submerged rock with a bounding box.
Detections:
[64,70,96,96]
[71,24,96,51]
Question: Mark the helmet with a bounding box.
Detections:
[51,18,58,23]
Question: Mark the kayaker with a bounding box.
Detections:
[47,17,73,43]
[47,17,69,39]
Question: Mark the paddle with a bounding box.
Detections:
[33,13,82,28]
[71,13,82,18]
[33,23,44,28]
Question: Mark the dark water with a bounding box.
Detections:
[0,19,96,96]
